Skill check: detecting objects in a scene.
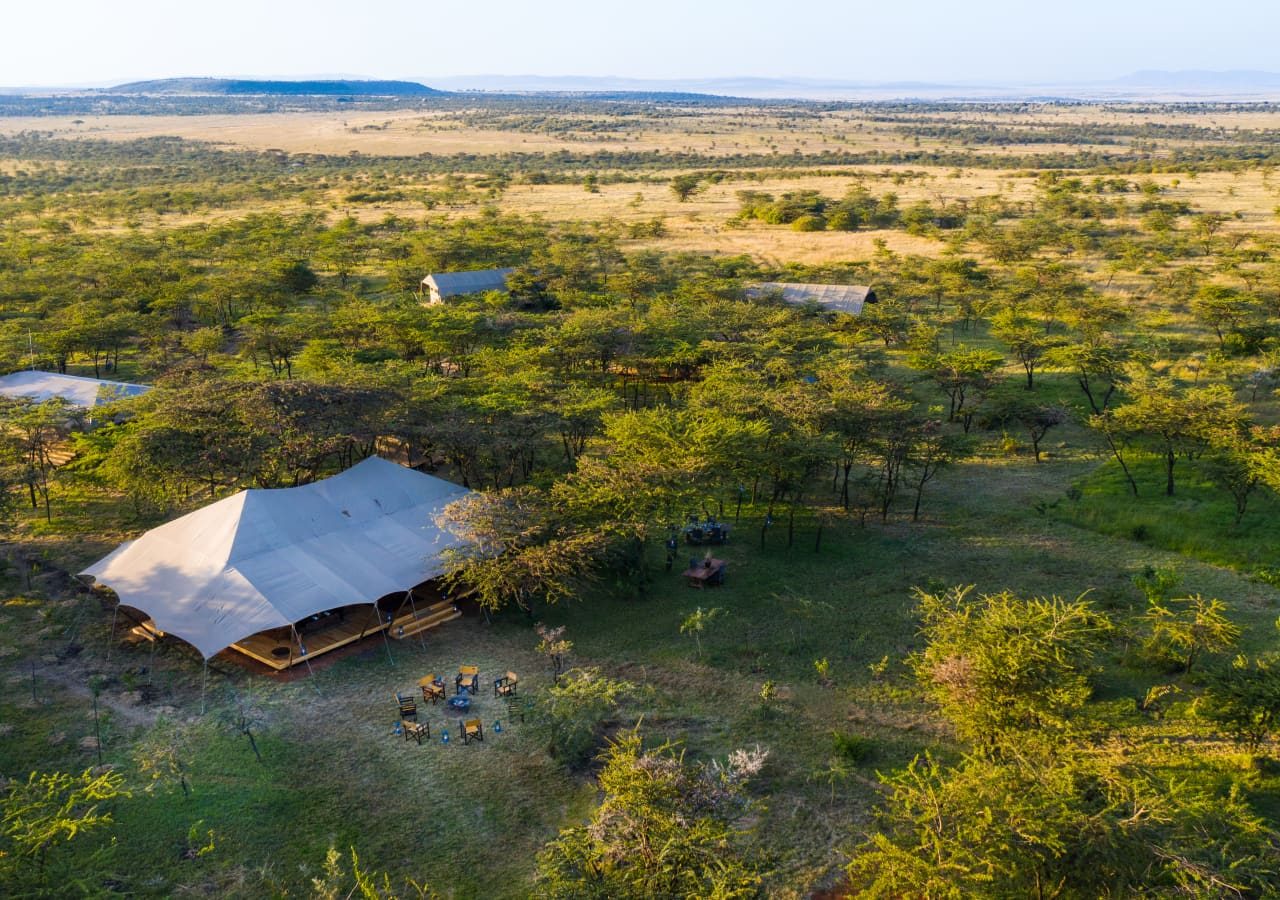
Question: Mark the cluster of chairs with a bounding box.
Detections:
[393,665,523,747]
[681,514,731,546]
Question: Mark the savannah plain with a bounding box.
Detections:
[3,95,1280,898]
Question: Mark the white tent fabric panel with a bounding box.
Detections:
[0,370,150,408]
[81,457,472,659]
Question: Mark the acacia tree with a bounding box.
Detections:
[0,769,130,894]
[1141,594,1240,674]
[911,346,1004,429]
[1202,426,1276,524]
[0,398,82,522]
[904,421,968,520]
[1201,655,1280,752]
[1108,380,1246,497]
[1046,334,1133,414]
[536,731,763,897]
[847,743,1280,898]
[991,308,1061,390]
[436,487,606,616]
[911,586,1112,747]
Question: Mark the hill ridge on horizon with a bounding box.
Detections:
[110,77,444,96]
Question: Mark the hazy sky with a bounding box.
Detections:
[5,0,1277,86]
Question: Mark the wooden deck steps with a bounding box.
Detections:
[390,599,460,639]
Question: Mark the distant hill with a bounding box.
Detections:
[1110,70,1280,90]
[110,78,444,96]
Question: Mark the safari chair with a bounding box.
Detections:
[461,718,484,745]
[395,691,417,721]
[504,695,529,724]
[419,674,446,705]
[456,665,480,695]
[494,671,519,698]
[709,563,726,587]
[402,720,431,745]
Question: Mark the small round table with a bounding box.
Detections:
[447,695,472,713]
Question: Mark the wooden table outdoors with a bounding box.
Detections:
[681,558,725,588]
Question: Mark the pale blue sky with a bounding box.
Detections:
[4,0,1276,87]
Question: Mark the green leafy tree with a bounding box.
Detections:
[991,308,1061,390]
[1045,334,1133,415]
[436,487,607,615]
[1108,379,1246,496]
[1141,594,1240,674]
[1201,655,1280,752]
[670,174,702,202]
[536,731,763,898]
[847,743,1280,898]
[680,606,725,659]
[911,586,1112,746]
[533,668,633,769]
[0,769,130,895]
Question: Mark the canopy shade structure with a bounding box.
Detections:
[0,370,150,408]
[81,457,472,660]
[747,282,877,316]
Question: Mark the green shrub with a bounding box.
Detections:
[791,214,826,232]
[831,731,873,764]
[533,668,632,769]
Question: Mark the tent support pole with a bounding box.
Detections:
[291,624,321,696]
[147,635,157,685]
[378,605,395,666]
[200,659,208,715]
[407,590,427,650]
[104,603,120,662]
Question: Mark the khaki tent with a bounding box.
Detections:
[747,282,877,315]
[81,457,471,660]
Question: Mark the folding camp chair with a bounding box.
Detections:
[456,665,479,695]
[494,671,519,698]
[504,696,528,724]
[461,718,484,745]
[419,674,446,704]
[395,691,417,721]
[403,721,431,745]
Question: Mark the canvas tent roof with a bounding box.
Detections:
[747,282,876,315]
[421,267,514,297]
[81,457,472,659]
[0,371,150,408]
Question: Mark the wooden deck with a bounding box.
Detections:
[121,581,463,673]
[230,605,390,671]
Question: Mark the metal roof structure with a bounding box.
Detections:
[0,371,151,408]
[421,267,515,301]
[747,282,877,315]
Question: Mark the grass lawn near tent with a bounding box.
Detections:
[2,441,1280,896]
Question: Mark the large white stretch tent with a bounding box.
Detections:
[81,457,472,660]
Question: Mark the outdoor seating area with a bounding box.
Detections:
[394,666,520,749]
[681,556,727,588]
[681,514,731,546]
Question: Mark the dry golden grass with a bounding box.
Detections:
[11,103,1280,263]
